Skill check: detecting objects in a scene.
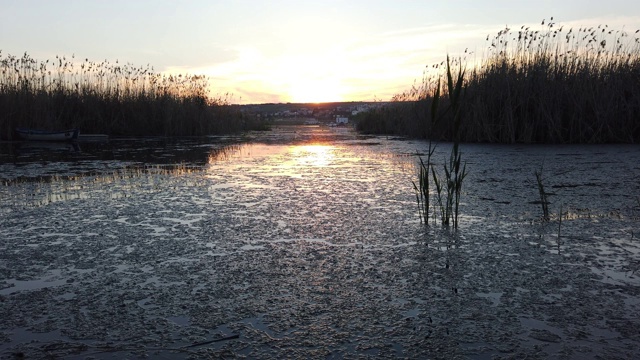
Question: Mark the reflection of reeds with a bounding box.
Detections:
[0,52,266,139]
[0,163,206,207]
[356,19,640,143]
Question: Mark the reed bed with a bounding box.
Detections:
[356,19,640,143]
[0,52,265,140]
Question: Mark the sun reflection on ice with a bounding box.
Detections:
[206,142,340,179]
[289,144,335,167]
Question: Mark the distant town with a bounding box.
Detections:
[236,101,390,125]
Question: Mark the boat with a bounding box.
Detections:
[15,128,80,141]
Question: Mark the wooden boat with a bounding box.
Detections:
[16,128,80,141]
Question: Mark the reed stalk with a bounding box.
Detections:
[557,203,563,239]
[534,166,550,221]
[432,164,445,223]
[412,56,468,229]
[412,149,432,225]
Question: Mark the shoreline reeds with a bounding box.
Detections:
[0,52,267,140]
[356,19,640,144]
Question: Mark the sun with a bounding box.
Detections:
[289,78,343,103]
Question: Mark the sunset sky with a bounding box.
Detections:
[2,0,639,104]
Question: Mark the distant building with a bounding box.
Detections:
[336,116,349,124]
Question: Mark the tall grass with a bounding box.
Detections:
[356,19,640,143]
[0,51,266,140]
[412,149,433,225]
[413,56,468,229]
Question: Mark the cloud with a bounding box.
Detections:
[161,15,640,104]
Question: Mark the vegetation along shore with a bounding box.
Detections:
[356,19,640,144]
[0,52,268,140]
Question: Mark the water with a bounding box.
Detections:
[1,125,639,359]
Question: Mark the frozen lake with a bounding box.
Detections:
[1,125,639,359]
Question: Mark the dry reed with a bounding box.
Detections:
[0,52,266,139]
[356,19,640,143]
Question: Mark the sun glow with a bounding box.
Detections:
[291,144,335,167]
[289,79,344,103]
[206,143,336,173]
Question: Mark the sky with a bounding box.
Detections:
[2,0,640,104]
